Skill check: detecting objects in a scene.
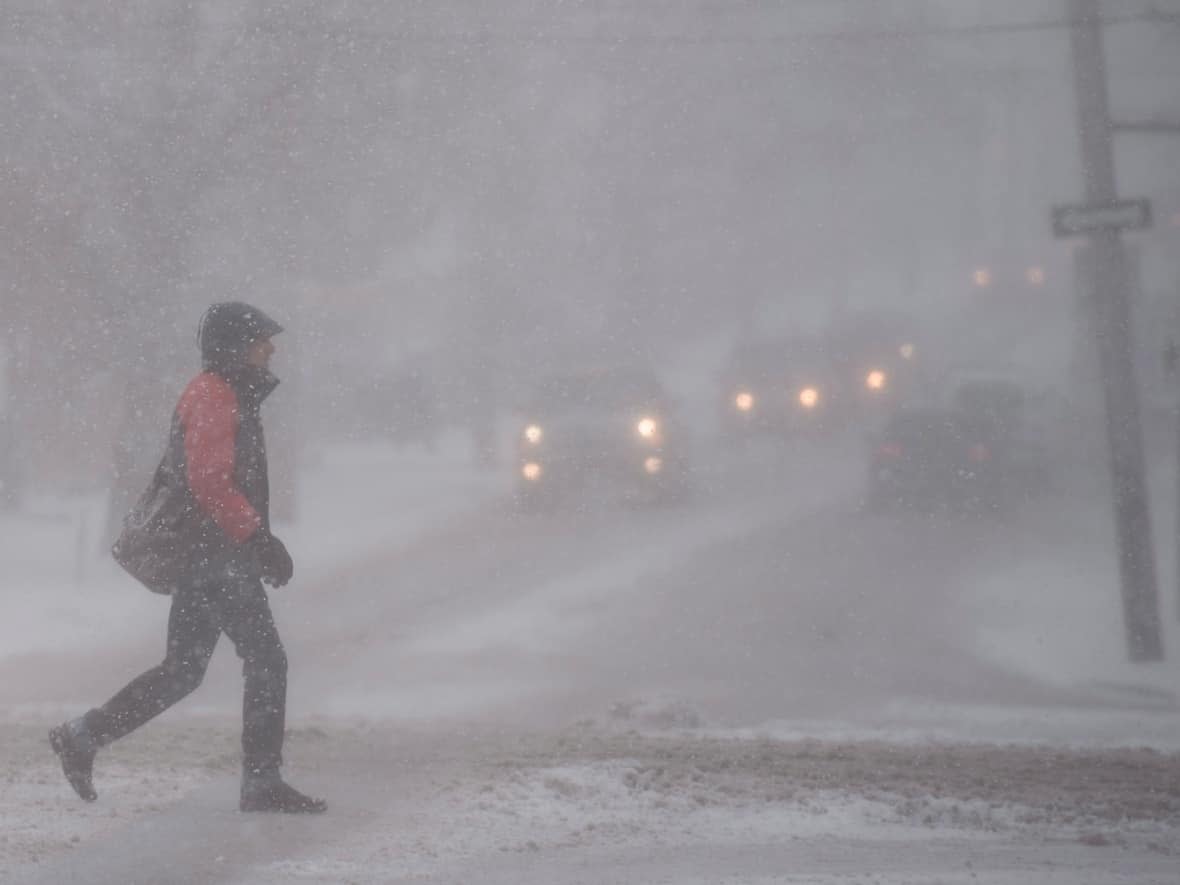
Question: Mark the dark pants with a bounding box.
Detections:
[85,574,287,774]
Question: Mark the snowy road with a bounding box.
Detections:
[3,436,1179,882]
[6,722,1178,884]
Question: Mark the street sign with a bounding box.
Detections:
[1051,198,1152,237]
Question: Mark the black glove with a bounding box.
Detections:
[250,530,294,588]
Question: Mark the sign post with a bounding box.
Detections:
[1058,0,1163,661]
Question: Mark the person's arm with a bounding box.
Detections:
[178,376,262,543]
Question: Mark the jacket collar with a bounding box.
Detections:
[207,362,279,407]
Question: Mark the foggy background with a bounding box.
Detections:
[1,0,1178,546]
[5,3,1180,880]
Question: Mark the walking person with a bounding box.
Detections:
[50,302,325,814]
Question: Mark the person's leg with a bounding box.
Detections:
[86,584,221,744]
[49,583,220,801]
[220,576,324,813]
[217,576,287,775]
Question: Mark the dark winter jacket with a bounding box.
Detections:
[114,363,278,592]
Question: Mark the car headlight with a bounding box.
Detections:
[523,424,543,444]
[734,391,755,412]
[798,386,820,409]
[636,417,659,439]
[521,462,543,481]
[899,343,915,360]
[643,456,663,475]
[865,369,887,391]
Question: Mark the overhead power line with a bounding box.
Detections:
[237,10,1178,46]
[1,9,1175,50]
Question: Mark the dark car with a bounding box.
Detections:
[514,365,692,509]
[719,335,845,438]
[866,369,1057,513]
[866,407,1010,513]
[951,376,1055,488]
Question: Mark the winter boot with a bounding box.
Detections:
[240,769,327,814]
[49,717,98,802]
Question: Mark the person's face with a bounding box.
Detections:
[245,336,276,369]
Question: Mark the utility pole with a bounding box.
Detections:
[1168,338,1180,621]
[1115,124,1180,625]
[1067,0,1163,660]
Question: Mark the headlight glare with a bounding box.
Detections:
[636,417,659,439]
[523,424,543,444]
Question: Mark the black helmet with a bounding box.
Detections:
[198,302,284,366]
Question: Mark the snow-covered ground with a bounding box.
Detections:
[2,431,1179,883]
[5,718,1177,884]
